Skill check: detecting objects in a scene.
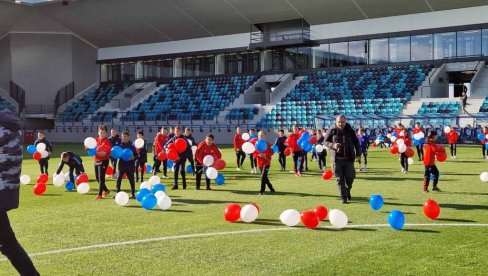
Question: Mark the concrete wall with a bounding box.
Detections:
[0,37,11,94]
[72,36,98,94]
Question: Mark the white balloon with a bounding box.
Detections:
[206,167,218,180]
[36,143,46,152]
[148,175,160,186]
[154,191,166,200]
[20,175,30,185]
[77,183,90,194]
[84,137,97,149]
[241,133,250,141]
[396,139,405,146]
[191,145,197,155]
[203,155,214,167]
[407,158,414,165]
[171,167,175,173]
[140,181,152,190]
[315,145,324,153]
[134,138,145,149]
[242,142,255,154]
[398,144,407,153]
[413,133,421,140]
[418,132,425,138]
[115,192,129,206]
[444,126,451,133]
[480,172,488,182]
[279,209,301,227]
[240,204,259,223]
[485,134,488,140]
[40,150,49,159]
[329,209,348,229]
[188,140,193,146]
[64,172,70,182]
[158,195,172,210]
[53,174,65,187]
[387,134,392,139]
[375,139,381,145]
[390,136,397,143]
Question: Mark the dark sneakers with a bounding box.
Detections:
[432,187,441,192]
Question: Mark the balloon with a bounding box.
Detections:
[140,181,152,190]
[36,143,46,152]
[480,172,488,182]
[106,166,114,176]
[388,210,406,230]
[87,148,97,156]
[329,209,348,229]
[309,136,318,145]
[37,174,48,184]
[286,137,297,148]
[390,146,398,154]
[272,144,279,153]
[191,145,197,155]
[477,133,485,141]
[242,142,256,154]
[151,183,166,194]
[186,164,193,173]
[76,173,88,185]
[213,159,226,170]
[203,155,215,167]
[136,188,151,202]
[215,173,225,185]
[485,143,488,150]
[77,182,90,194]
[26,145,36,154]
[154,191,166,200]
[280,209,301,226]
[157,152,167,161]
[134,138,145,149]
[115,192,129,206]
[430,173,440,181]
[53,174,65,187]
[148,175,160,186]
[301,131,311,141]
[65,181,75,191]
[436,152,447,162]
[392,132,398,137]
[157,195,172,210]
[387,134,392,139]
[390,136,397,143]
[84,137,97,149]
[417,132,425,138]
[167,160,174,168]
[301,210,319,229]
[20,175,31,185]
[369,194,384,211]
[284,147,292,156]
[33,183,46,195]
[224,203,241,222]
[300,141,312,152]
[241,133,250,141]
[314,205,328,221]
[405,148,414,158]
[145,164,152,174]
[111,146,123,159]
[444,126,451,133]
[413,139,420,147]
[33,152,42,161]
[255,140,267,153]
[407,158,414,165]
[240,204,259,223]
[141,194,158,210]
[322,169,333,180]
[175,138,187,153]
[398,144,407,153]
[121,149,134,161]
[166,149,178,161]
[423,199,440,220]
[250,203,260,213]
[396,138,405,146]
[206,167,218,180]
[315,145,324,153]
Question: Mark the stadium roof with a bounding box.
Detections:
[1,0,488,48]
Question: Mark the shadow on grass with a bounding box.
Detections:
[174,198,246,205]
[364,177,455,182]
[213,189,323,197]
[403,228,440,233]
[41,194,62,197]
[123,206,193,212]
[385,202,488,211]
[436,218,477,223]
[442,191,488,196]
[381,211,416,215]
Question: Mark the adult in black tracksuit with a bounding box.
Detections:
[274,129,287,171]
[0,110,39,275]
[166,127,192,190]
[108,129,121,176]
[34,130,53,175]
[56,152,85,183]
[116,131,138,198]
[323,115,360,204]
[317,129,327,171]
[135,131,148,183]
[184,128,196,174]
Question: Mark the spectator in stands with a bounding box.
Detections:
[423,131,441,192]
[317,129,327,171]
[56,152,85,183]
[254,131,275,195]
[135,131,148,183]
[34,130,53,176]
[275,129,287,171]
[356,128,369,172]
[460,91,468,114]
[195,134,222,190]
[109,128,121,179]
[166,126,192,189]
[248,129,258,174]
[94,125,112,199]
[482,126,488,159]
[0,110,39,275]
[115,131,137,199]
[153,127,169,179]
[286,125,303,176]
[399,129,412,174]
[184,128,196,174]
[413,122,425,161]
[323,115,360,204]
[233,127,246,171]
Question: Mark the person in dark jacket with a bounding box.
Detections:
[323,115,361,204]
[0,110,39,275]
[56,151,85,183]
[274,129,287,171]
[135,131,148,183]
[184,128,196,174]
[116,131,138,198]
[317,129,327,171]
[34,130,53,175]
[108,128,121,179]
[165,126,192,190]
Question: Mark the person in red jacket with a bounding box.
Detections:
[286,125,303,176]
[253,131,275,195]
[423,131,441,193]
[234,127,246,171]
[446,129,459,159]
[152,127,169,179]
[481,126,488,159]
[412,122,425,161]
[94,125,112,199]
[195,134,222,190]
[399,130,412,174]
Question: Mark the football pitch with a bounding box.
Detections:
[1,144,488,275]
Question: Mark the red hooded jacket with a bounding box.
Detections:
[447,131,459,144]
[195,141,222,164]
[153,133,169,155]
[234,134,244,150]
[95,137,112,162]
[253,141,273,167]
[423,141,437,166]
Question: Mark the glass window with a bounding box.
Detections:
[434,32,456,60]
[296,47,312,70]
[242,52,260,73]
[348,40,368,65]
[389,36,410,63]
[312,44,329,68]
[162,59,173,78]
[121,63,135,81]
[369,38,388,64]
[457,30,481,57]
[411,34,433,61]
[200,55,215,76]
[483,29,488,57]
[329,42,348,67]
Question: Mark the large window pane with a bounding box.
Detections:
[369,38,388,64]
[162,59,173,78]
[296,47,312,70]
[121,63,135,81]
[242,52,260,73]
[349,40,368,65]
[312,44,329,68]
[483,29,488,57]
[411,34,433,61]
[457,30,481,57]
[389,36,410,63]
[329,42,348,67]
[434,32,456,60]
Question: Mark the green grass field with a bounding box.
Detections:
[1,144,488,275]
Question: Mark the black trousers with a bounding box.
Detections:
[357,151,367,165]
[38,158,49,175]
[68,165,85,183]
[187,154,195,174]
[110,157,118,174]
[195,162,210,189]
[450,143,457,157]
[135,160,146,182]
[173,159,187,188]
[333,159,356,200]
[400,153,408,171]
[292,151,303,173]
[0,211,39,276]
[416,144,424,161]
[153,155,168,176]
[248,154,256,169]
[235,150,246,169]
[318,152,327,170]
[116,168,135,194]
[482,145,488,158]
[278,151,286,170]
[424,165,439,190]
[311,151,317,160]
[95,160,109,196]
[303,151,308,169]
[259,166,274,193]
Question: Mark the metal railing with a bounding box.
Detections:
[9,81,25,113]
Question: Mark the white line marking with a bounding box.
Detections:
[2,223,488,261]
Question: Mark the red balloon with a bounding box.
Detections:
[284,148,292,156]
[122,173,127,179]
[106,166,113,176]
[33,183,46,195]
[138,166,147,173]
[322,169,333,180]
[224,203,241,222]
[405,148,415,158]
[76,173,89,185]
[33,152,42,161]
[250,202,260,213]
[314,205,328,221]
[372,142,377,147]
[436,152,447,162]
[157,152,167,161]
[286,138,297,148]
[250,138,258,145]
[167,143,176,151]
[301,210,320,229]
[436,145,446,153]
[37,174,48,184]
[309,136,317,145]
[213,159,227,170]
[390,146,399,154]
[175,138,187,153]
[166,149,179,161]
[423,199,441,219]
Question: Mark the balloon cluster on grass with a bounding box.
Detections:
[24,171,90,195]
[26,143,49,161]
[224,203,260,223]
[114,175,172,210]
[202,156,227,185]
[279,206,348,229]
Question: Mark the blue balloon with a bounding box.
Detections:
[377,136,385,141]
[151,184,166,193]
[478,133,485,141]
[250,134,258,139]
[255,140,267,152]
[369,194,384,211]
[136,188,151,202]
[392,132,398,138]
[145,164,152,173]
[272,144,279,153]
[388,210,406,230]
[485,143,488,150]
[430,173,440,181]
[418,137,425,144]
[215,173,225,185]
[121,149,134,161]
[297,138,305,147]
[111,146,123,159]
[167,160,174,168]
[186,164,193,173]
[65,181,75,191]
[413,139,420,147]
[87,147,97,156]
[312,146,316,153]
[27,145,36,154]
[300,141,312,152]
[301,131,311,141]
[141,194,157,210]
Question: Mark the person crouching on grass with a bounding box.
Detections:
[254,131,275,195]
[94,124,112,199]
[56,151,85,183]
[423,131,441,193]
[195,134,222,190]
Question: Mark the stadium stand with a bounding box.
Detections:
[0,96,15,112]
[225,106,259,121]
[418,101,461,115]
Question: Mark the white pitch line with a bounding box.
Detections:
[2,223,488,261]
